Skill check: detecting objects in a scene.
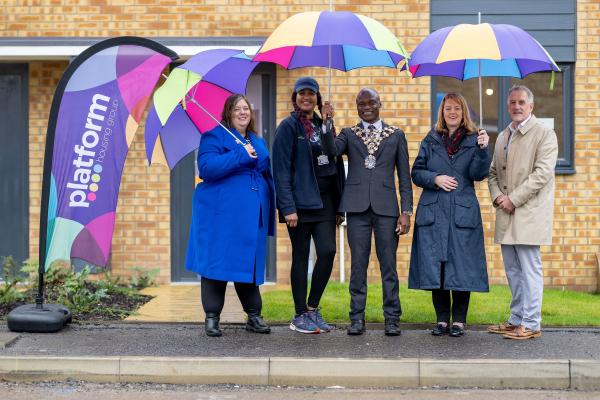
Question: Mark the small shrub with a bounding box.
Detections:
[128,267,160,290]
[0,256,26,305]
[45,266,108,314]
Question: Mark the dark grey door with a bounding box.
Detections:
[170,151,197,282]
[170,63,277,282]
[0,64,29,272]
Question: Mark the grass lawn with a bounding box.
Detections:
[262,282,600,326]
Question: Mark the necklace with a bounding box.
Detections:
[351,125,397,169]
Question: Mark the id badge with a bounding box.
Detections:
[317,154,330,165]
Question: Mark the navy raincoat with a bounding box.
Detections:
[408,130,491,292]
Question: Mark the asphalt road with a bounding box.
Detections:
[1,323,599,359]
[0,382,599,400]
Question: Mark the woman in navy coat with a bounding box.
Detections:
[409,92,491,337]
[186,94,275,337]
[272,76,345,334]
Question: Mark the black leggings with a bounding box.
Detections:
[287,220,336,316]
[201,277,262,316]
[431,263,471,323]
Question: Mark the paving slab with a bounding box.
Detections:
[571,359,600,390]
[269,358,419,387]
[119,356,269,385]
[420,359,570,389]
[0,332,19,348]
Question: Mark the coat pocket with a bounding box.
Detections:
[415,193,437,226]
[454,194,478,228]
[382,179,395,191]
[346,176,361,185]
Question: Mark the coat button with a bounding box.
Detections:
[502,166,506,170]
[503,186,507,189]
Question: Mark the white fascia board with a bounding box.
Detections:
[0,45,260,61]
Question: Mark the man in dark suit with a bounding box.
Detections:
[321,88,413,336]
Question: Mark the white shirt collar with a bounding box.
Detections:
[508,114,532,133]
[361,119,382,130]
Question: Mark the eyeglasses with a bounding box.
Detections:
[233,107,250,113]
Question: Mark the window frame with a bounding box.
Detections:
[431,62,575,174]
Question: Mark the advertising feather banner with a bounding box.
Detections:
[41,37,178,271]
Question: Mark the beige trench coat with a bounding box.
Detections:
[488,115,558,245]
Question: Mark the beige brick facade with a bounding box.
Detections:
[4,0,598,291]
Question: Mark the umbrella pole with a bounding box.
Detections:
[327,0,333,102]
[478,12,483,128]
[478,75,483,128]
[187,97,247,146]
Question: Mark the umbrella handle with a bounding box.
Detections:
[186,97,256,156]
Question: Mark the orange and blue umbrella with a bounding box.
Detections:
[253,11,408,71]
[144,49,259,169]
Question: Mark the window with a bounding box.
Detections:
[432,63,574,173]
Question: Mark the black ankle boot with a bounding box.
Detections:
[246,314,271,334]
[205,313,222,337]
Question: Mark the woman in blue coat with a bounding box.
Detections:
[409,92,491,337]
[186,94,275,337]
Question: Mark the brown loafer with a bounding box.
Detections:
[502,325,541,340]
[487,321,519,334]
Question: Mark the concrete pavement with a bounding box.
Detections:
[0,323,599,389]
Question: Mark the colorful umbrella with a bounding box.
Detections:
[253,10,408,96]
[145,48,259,169]
[408,20,560,126]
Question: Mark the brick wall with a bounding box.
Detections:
[12,0,599,290]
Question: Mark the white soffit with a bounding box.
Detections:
[0,39,262,60]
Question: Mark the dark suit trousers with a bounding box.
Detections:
[347,207,401,321]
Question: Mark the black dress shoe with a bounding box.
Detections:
[205,313,222,337]
[347,319,366,335]
[449,324,465,337]
[431,323,450,336]
[246,314,271,334]
[384,319,401,336]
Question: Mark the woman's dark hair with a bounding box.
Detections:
[221,93,256,134]
[291,90,324,139]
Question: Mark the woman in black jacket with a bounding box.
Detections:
[272,76,344,334]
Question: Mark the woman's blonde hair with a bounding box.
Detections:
[435,92,477,135]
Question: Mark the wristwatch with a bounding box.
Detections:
[401,210,413,216]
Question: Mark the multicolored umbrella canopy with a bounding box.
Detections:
[408,22,560,126]
[408,23,560,79]
[253,11,408,71]
[145,49,259,169]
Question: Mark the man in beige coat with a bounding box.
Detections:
[487,85,558,340]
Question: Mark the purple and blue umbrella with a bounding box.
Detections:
[408,22,560,125]
[145,49,259,169]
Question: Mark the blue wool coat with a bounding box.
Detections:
[185,125,275,285]
[408,130,491,292]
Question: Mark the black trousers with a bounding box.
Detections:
[287,220,336,316]
[431,263,471,323]
[200,277,262,316]
[347,208,401,321]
